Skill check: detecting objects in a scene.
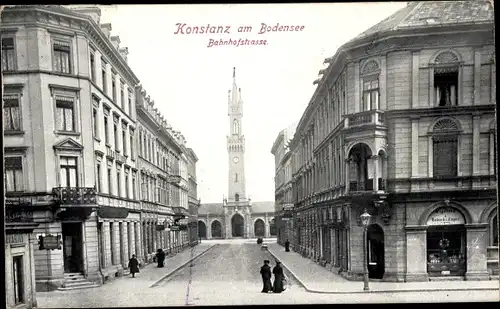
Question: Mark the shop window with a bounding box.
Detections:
[427,225,466,276]
[12,255,24,305]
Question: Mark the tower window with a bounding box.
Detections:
[235,173,238,182]
[235,193,239,202]
[233,119,240,135]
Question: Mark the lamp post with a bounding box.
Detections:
[360,208,371,291]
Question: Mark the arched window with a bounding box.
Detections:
[233,119,239,135]
[432,51,460,107]
[431,118,460,177]
[361,60,380,111]
[235,173,238,183]
[235,193,239,202]
[491,213,498,247]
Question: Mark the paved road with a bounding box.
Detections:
[36,241,498,307]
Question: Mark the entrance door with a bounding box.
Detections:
[62,222,83,273]
[254,219,265,237]
[231,214,244,237]
[367,224,385,279]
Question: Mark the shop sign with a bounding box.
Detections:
[282,204,294,211]
[170,225,180,231]
[6,234,24,244]
[97,206,129,219]
[40,235,61,250]
[427,207,465,226]
[177,219,188,226]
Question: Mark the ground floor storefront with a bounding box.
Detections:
[283,192,498,282]
[5,208,39,309]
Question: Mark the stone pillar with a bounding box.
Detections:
[121,222,129,268]
[134,222,143,263]
[112,222,120,266]
[29,233,37,307]
[104,221,111,267]
[411,51,419,108]
[354,62,360,112]
[345,158,351,193]
[490,130,495,176]
[319,227,323,259]
[372,155,380,192]
[128,222,135,258]
[472,114,481,180]
[465,224,489,280]
[473,50,481,105]
[411,116,420,180]
[404,226,429,281]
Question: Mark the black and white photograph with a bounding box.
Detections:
[1,1,498,307]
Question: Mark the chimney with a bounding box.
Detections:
[71,7,101,24]
[118,47,129,62]
[100,23,112,38]
[110,35,120,50]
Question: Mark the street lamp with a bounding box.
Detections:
[360,209,371,291]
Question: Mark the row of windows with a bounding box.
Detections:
[95,159,137,199]
[1,36,134,117]
[294,50,490,171]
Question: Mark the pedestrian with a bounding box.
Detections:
[156,248,166,268]
[285,239,290,252]
[260,260,272,293]
[128,254,140,278]
[272,261,285,293]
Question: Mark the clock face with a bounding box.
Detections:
[233,156,239,163]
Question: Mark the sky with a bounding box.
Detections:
[91,3,408,203]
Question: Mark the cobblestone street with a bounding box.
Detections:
[36,240,498,307]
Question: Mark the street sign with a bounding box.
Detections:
[281,217,290,221]
[282,204,294,211]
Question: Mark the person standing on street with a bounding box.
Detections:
[272,261,285,293]
[128,254,140,278]
[260,260,273,293]
[156,248,166,268]
[285,239,290,252]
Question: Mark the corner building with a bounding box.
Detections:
[2,5,200,296]
[285,1,497,282]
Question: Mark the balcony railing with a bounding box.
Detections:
[52,187,97,205]
[345,110,385,128]
[5,208,34,223]
[349,179,374,192]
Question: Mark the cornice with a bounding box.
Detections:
[2,6,140,86]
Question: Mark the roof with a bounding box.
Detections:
[198,201,276,215]
[198,203,224,215]
[353,1,494,42]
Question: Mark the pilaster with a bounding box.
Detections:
[104,221,111,267]
[411,51,420,108]
[465,224,489,281]
[121,221,129,268]
[404,225,429,281]
[473,50,481,105]
[472,114,481,178]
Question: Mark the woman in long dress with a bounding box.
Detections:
[272,261,285,293]
[260,260,272,293]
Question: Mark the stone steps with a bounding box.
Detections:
[428,276,464,281]
[58,273,101,291]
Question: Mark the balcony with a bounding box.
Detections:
[172,206,188,217]
[52,187,97,205]
[349,178,387,193]
[168,174,182,184]
[114,152,126,163]
[344,110,385,128]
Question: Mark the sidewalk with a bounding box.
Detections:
[267,243,499,294]
[111,243,216,288]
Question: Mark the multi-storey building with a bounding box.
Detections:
[2,5,200,300]
[186,148,201,245]
[282,1,497,282]
[272,126,296,246]
[197,68,276,239]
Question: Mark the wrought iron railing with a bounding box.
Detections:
[52,187,97,205]
[5,208,34,223]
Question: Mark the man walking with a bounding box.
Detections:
[260,260,272,293]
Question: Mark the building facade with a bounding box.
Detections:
[272,126,296,246]
[2,5,200,298]
[197,68,276,239]
[278,1,497,282]
[186,148,202,245]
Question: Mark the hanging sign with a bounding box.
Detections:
[282,204,294,211]
[170,225,180,231]
[427,207,465,226]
